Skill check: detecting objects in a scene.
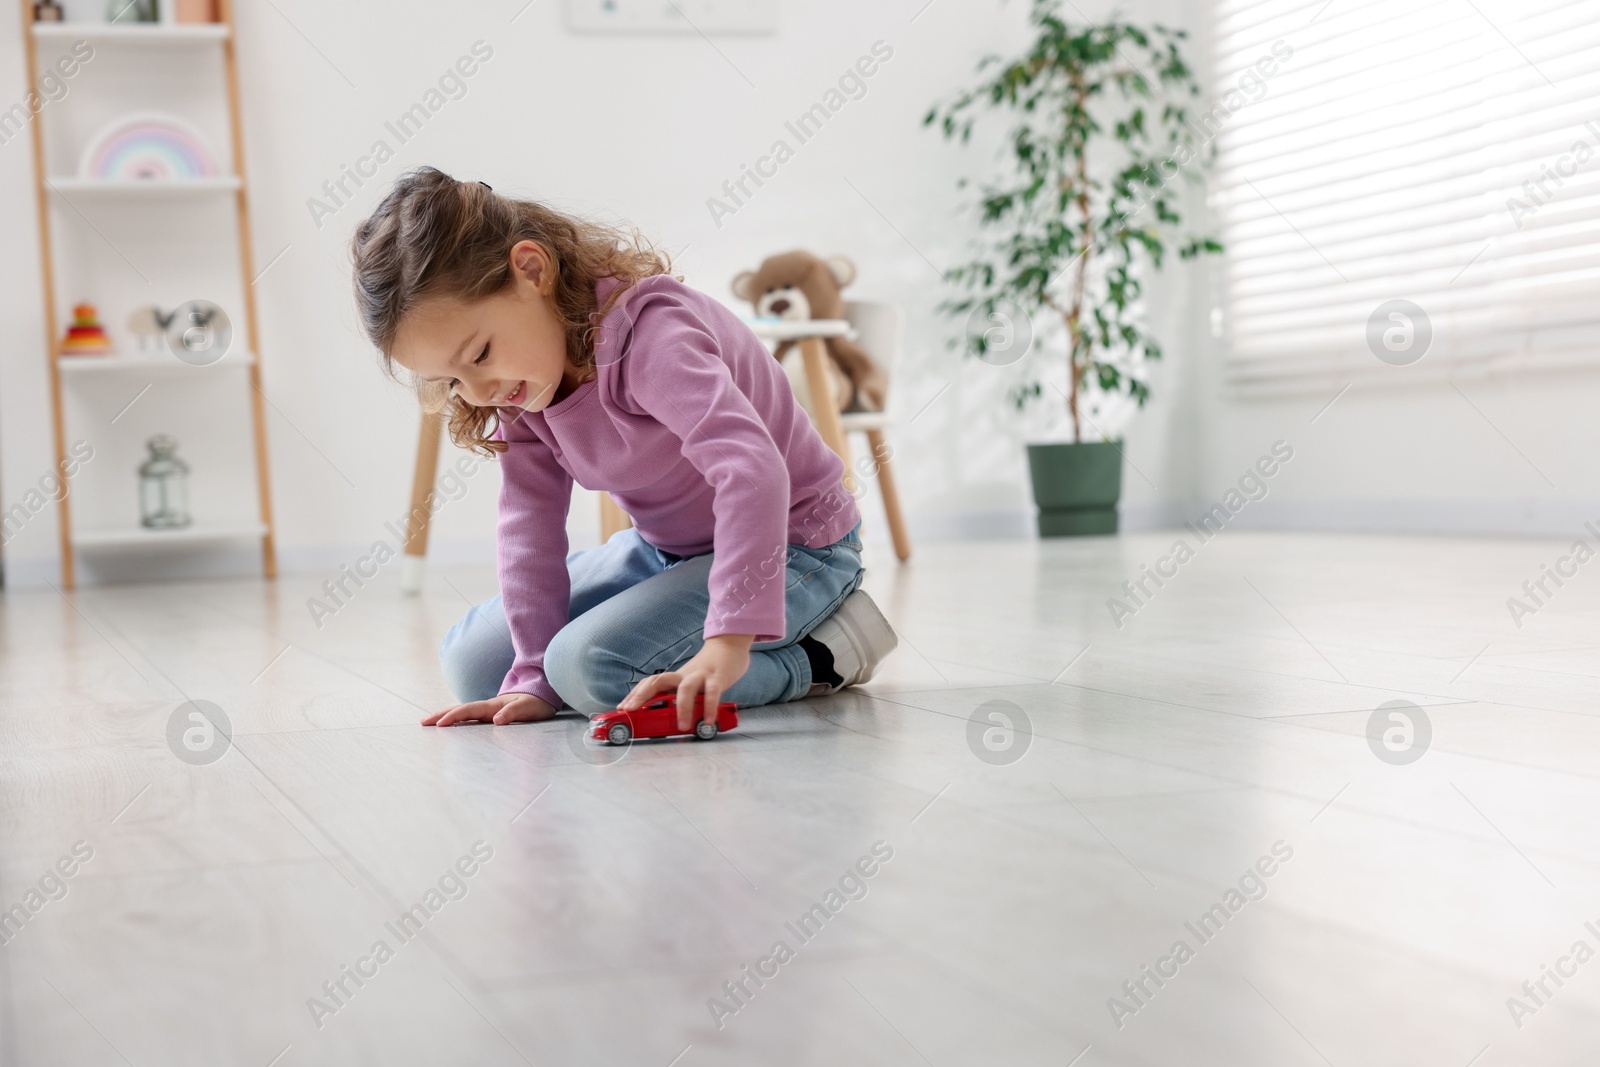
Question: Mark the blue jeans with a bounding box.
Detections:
[439,521,866,713]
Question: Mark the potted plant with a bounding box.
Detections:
[926,1,1222,536]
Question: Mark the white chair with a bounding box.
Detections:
[838,300,912,562]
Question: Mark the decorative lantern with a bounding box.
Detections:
[139,435,192,529]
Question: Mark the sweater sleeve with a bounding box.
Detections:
[494,413,574,708]
[621,298,792,642]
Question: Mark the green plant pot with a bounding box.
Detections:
[1026,441,1122,537]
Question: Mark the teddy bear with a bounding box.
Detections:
[731,251,887,416]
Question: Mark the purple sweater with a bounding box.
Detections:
[494,274,861,708]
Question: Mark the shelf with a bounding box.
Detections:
[32,23,229,46]
[47,176,241,196]
[72,522,266,550]
[58,351,255,374]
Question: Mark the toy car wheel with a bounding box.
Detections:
[694,720,718,740]
[607,722,632,745]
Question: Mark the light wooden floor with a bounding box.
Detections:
[3,530,1598,1065]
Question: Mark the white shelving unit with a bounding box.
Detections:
[20,0,276,587]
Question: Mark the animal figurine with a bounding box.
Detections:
[127,305,175,354]
[732,251,887,415]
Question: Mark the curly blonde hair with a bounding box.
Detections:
[351,167,674,455]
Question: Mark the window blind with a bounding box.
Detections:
[1213,0,1600,393]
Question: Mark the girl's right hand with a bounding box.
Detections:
[422,692,558,727]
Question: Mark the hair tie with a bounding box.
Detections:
[478,181,492,191]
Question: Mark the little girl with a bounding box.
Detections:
[350,168,897,731]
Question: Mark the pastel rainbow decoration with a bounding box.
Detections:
[78,113,219,181]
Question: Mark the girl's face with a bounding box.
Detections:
[390,240,584,413]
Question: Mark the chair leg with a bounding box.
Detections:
[866,428,912,562]
[401,409,444,595]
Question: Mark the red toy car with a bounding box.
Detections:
[588,694,739,745]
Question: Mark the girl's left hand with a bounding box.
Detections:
[621,633,753,730]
